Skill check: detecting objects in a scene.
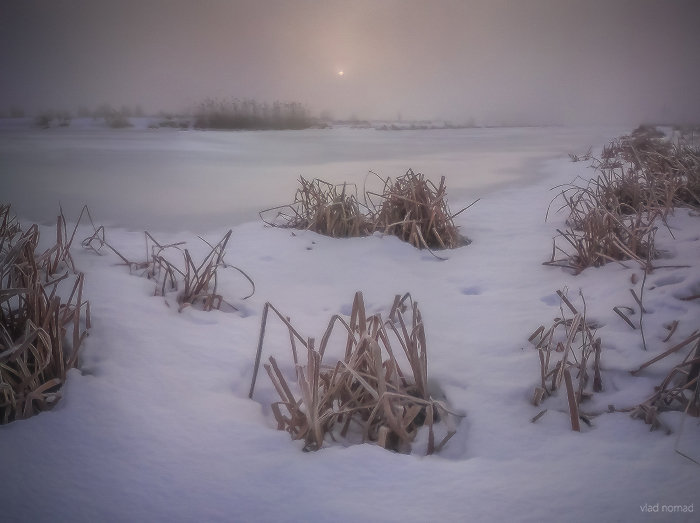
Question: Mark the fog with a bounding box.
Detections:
[1,0,699,125]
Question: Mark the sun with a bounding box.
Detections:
[337,70,344,77]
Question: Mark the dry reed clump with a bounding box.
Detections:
[547,125,699,273]
[600,125,669,171]
[260,177,374,238]
[528,290,602,431]
[82,226,254,313]
[546,206,658,273]
[261,170,473,256]
[370,169,472,251]
[249,291,461,454]
[528,290,699,439]
[593,125,700,212]
[628,332,700,434]
[670,143,700,208]
[162,230,255,312]
[0,205,90,424]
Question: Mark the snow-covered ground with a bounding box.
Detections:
[1,126,698,522]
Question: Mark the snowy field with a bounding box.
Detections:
[1,124,699,522]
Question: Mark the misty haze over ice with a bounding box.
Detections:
[1,0,699,125]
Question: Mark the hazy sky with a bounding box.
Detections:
[1,0,699,124]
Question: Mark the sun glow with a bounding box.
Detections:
[337,70,344,77]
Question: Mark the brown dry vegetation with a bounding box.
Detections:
[536,126,700,435]
[83,227,254,313]
[370,169,472,251]
[249,291,461,454]
[0,205,90,424]
[528,290,700,435]
[528,290,602,431]
[546,125,700,273]
[261,169,473,255]
[629,332,700,434]
[260,177,373,238]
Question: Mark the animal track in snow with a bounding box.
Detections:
[651,274,685,288]
[672,278,700,302]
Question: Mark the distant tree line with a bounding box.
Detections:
[34,110,73,129]
[78,103,144,120]
[0,106,26,118]
[29,103,143,129]
[194,98,314,130]
[5,99,317,131]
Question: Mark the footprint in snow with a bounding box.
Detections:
[540,293,559,306]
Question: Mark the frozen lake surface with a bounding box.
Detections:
[1,122,624,231]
